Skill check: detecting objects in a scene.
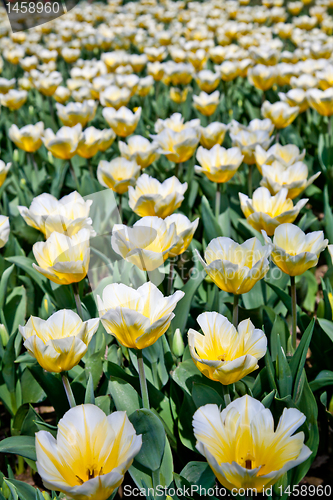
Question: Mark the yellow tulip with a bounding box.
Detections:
[152,127,200,164]
[230,129,273,165]
[0,89,27,110]
[261,101,299,129]
[307,88,333,116]
[316,67,333,90]
[0,77,16,94]
[99,85,131,109]
[165,214,199,257]
[61,47,81,63]
[54,86,71,104]
[155,113,200,133]
[193,395,311,493]
[195,70,220,93]
[255,143,305,175]
[278,89,308,113]
[147,62,165,81]
[188,49,208,71]
[193,91,220,116]
[33,229,90,285]
[98,129,116,152]
[188,313,267,385]
[19,310,99,373]
[260,160,320,199]
[129,53,147,73]
[112,216,178,271]
[262,223,328,276]
[199,122,229,149]
[128,174,187,218]
[9,122,44,153]
[215,61,240,81]
[101,50,128,71]
[196,236,270,294]
[33,71,63,97]
[76,127,104,159]
[42,124,82,160]
[248,64,276,91]
[97,157,140,194]
[18,191,94,238]
[115,74,139,97]
[290,74,318,91]
[0,160,11,188]
[102,106,141,137]
[169,87,189,103]
[144,46,167,62]
[98,282,184,349]
[56,100,97,127]
[20,56,38,72]
[0,216,10,249]
[137,76,154,97]
[163,62,194,85]
[239,187,308,236]
[36,404,142,500]
[119,135,160,169]
[195,144,243,183]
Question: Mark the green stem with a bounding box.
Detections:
[233,294,239,327]
[69,158,80,192]
[137,349,150,409]
[167,260,175,295]
[290,276,297,351]
[275,130,280,144]
[72,282,83,319]
[248,164,253,197]
[118,193,122,221]
[62,373,76,408]
[215,182,221,218]
[222,384,231,407]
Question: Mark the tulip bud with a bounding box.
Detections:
[13,149,19,162]
[172,328,184,357]
[42,493,52,500]
[20,178,26,188]
[47,151,54,164]
[0,324,9,347]
[29,105,34,116]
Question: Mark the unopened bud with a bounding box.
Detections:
[29,105,34,116]
[0,324,9,347]
[42,492,52,500]
[13,149,19,162]
[47,151,54,164]
[172,328,184,357]
[20,178,26,187]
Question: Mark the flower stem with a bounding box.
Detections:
[222,384,231,407]
[118,193,122,221]
[137,349,150,409]
[233,294,239,327]
[215,182,221,218]
[167,260,175,295]
[72,282,83,319]
[62,373,76,408]
[247,164,253,197]
[69,158,80,192]
[290,275,297,351]
[275,130,280,144]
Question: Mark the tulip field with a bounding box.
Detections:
[1,0,333,498]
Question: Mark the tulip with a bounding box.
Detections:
[199,122,229,149]
[33,228,90,285]
[97,157,140,194]
[260,160,320,199]
[99,85,131,109]
[279,89,308,114]
[255,143,305,175]
[137,76,154,97]
[129,174,187,218]
[193,91,220,116]
[262,223,327,348]
[112,216,177,272]
[195,145,243,183]
[145,46,167,62]
[290,74,318,90]
[188,313,267,385]
[0,77,16,94]
[248,64,276,91]
[147,62,165,81]
[9,122,44,153]
[42,124,82,160]
[316,67,333,90]
[192,395,311,493]
[169,87,189,104]
[76,127,104,159]
[119,135,160,169]
[239,187,308,236]
[165,214,199,257]
[54,86,71,104]
[129,53,147,73]
[0,216,10,249]
[163,62,194,86]
[155,113,200,134]
[230,129,273,165]
[196,236,270,296]
[0,89,27,110]
[36,404,142,500]
[98,129,116,152]
[61,47,81,63]
[261,101,299,129]
[152,127,200,164]
[307,88,333,117]
[231,118,275,136]
[98,282,184,350]
[103,106,141,137]
[18,191,94,238]
[216,61,239,81]
[0,160,11,188]
[19,310,99,373]
[33,71,63,96]
[56,100,97,127]
[195,70,220,93]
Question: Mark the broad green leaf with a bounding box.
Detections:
[129,408,165,471]
[201,195,222,242]
[310,370,333,391]
[108,377,141,414]
[180,461,216,490]
[0,436,36,461]
[192,382,224,408]
[317,317,333,342]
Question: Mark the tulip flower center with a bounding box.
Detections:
[76,466,104,484]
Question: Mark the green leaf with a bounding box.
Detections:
[0,264,15,310]
[180,461,216,490]
[261,389,276,408]
[276,335,292,398]
[4,479,36,500]
[108,377,141,414]
[5,256,51,296]
[317,317,333,342]
[129,408,165,471]
[310,370,333,391]
[192,382,224,408]
[201,195,222,242]
[0,436,36,461]
[84,373,95,404]
[324,184,333,243]
[289,318,315,401]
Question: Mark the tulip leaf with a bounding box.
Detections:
[0,436,36,461]
[180,461,216,490]
[290,318,315,401]
[324,185,333,244]
[129,408,166,471]
[310,370,333,391]
[0,264,15,311]
[276,335,293,398]
[84,373,95,404]
[29,365,69,417]
[192,382,224,408]
[201,195,222,241]
[317,317,333,342]
[108,377,141,414]
[261,389,276,408]
[5,256,52,297]
[4,479,36,500]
